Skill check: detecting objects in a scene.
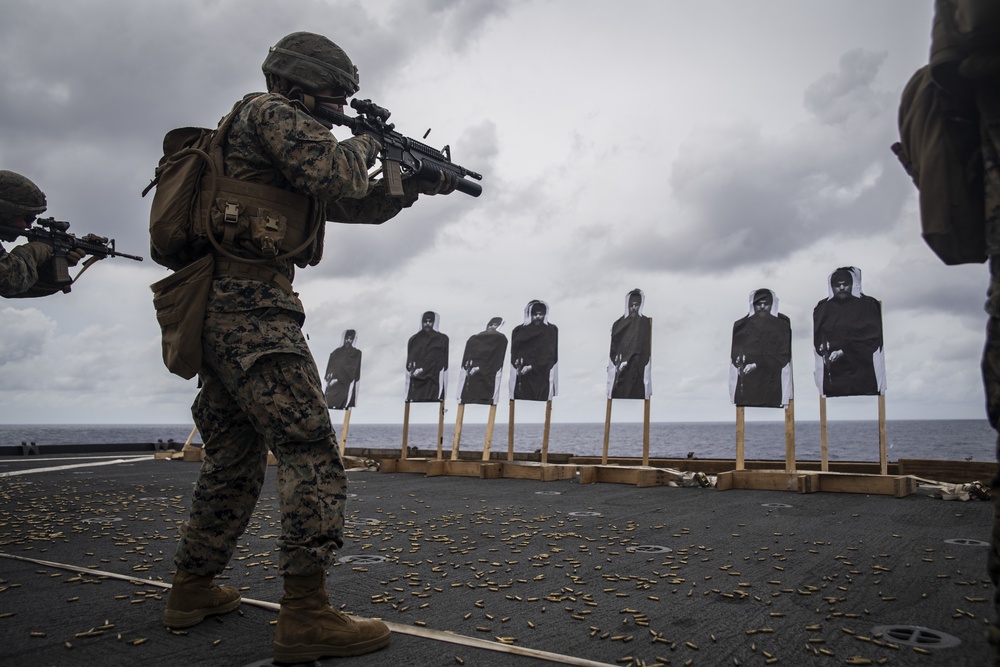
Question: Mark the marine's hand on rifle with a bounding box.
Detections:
[342,135,381,169]
[65,247,87,267]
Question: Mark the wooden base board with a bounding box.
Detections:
[716,469,918,497]
[378,458,576,481]
[578,465,687,487]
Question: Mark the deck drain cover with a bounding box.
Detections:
[627,545,672,554]
[944,538,989,547]
[339,554,389,565]
[535,491,561,496]
[568,511,602,517]
[761,503,792,508]
[81,517,121,524]
[346,517,381,526]
[871,625,960,649]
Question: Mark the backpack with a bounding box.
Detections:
[142,96,323,272]
[892,64,986,265]
[141,100,248,270]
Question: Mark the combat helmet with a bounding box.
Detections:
[262,32,359,96]
[0,170,46,222]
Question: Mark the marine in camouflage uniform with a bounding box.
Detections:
[981,57,1000,667]
[0,170,60,298]
[927,2,1000,661]
[163,32,455,661]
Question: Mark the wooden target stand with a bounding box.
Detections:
[717,393,916,497]
[381,397,575,481]
[381,400,447,474]
[337,408,352,456]
[577,320,682,488]
[577,394,684,487]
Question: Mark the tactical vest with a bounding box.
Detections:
[147,94,325,277]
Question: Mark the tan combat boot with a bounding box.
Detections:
[273,572,390,663]
[163,570,241,628]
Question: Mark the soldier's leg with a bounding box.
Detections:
[235,351,346,575]
[166,370,268,627]
[237,351,389,661]
[173,371,270,575]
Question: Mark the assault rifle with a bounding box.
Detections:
[0,217,143,292]
[314,99,484,198]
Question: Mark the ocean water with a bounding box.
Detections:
[0,419,995,462]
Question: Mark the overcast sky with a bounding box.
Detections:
[1,0,986,430]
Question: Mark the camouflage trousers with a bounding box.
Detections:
[173,305,347,578]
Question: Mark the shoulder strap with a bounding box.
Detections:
[200,94,322,267]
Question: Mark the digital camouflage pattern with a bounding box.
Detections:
[0,244,44,297]
[174,90,413,579]
[174,284,346,576]
[221,92,418,275]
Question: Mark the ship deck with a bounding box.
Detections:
[0,452,993,666]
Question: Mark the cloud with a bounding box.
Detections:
[602,48,909,274]
[0,306,55,366]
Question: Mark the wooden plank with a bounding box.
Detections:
[736,406,745,470]
[578,466,598,484]
[715,470,735,491]
[499,462,577,482]
[339,409,351,456]
[636,468,682,488]
[897,458,996,483]
[784,399,796,471]
[878,394,888,476]
[642,398,651,467]
[425,459,447,476]
[570,465,679,487]
[819,396,828,472]
[451,403,465,461]
[813,471,916,497]
[542,400,552,464]
[484,404,497,461]
[796,471,820,494]
[480,463,503,479]
[602,399,612,466]
[539,465,578,482]
[437,400,446,461]
[715,469,804,492]
[389,458,430,475]
[507,400,515,461]
[401,402,410,459]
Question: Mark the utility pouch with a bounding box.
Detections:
[197,175,314,260]
[150,253,215,380]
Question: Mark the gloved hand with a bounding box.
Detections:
[22,241,53,265]
[418,169,458,196]
[66,248,87,267]
[343,135,381,169]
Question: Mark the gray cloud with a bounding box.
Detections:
[606,48,910,274]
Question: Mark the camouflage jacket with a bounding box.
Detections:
[0,242,58,299]
[209,92,420,316]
